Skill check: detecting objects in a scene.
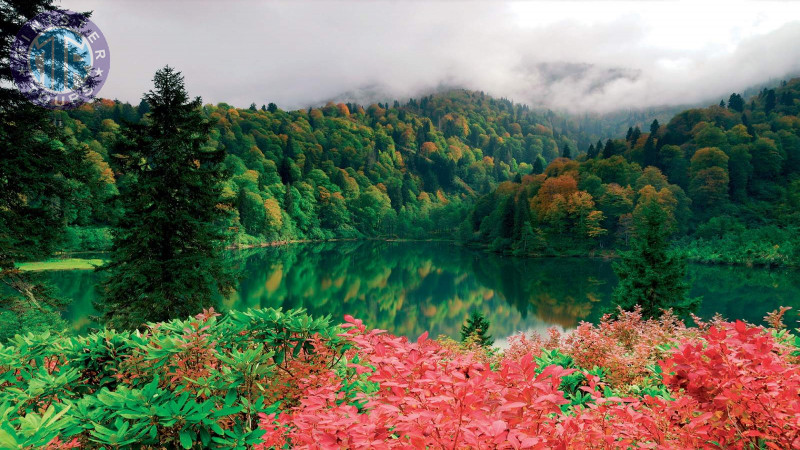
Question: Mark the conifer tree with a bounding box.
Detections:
[99,67,234,329]
[611,189,699,319]
[0,0,91,334]
[533,156,545,174]
[562,143,572,159]
[461,311,494,347]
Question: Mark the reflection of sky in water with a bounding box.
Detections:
[46,241,800,339]
[28,27,92,92]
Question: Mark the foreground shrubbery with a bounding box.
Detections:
[1,307,799,449]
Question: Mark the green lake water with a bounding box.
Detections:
[48,241,800,341]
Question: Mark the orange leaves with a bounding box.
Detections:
[419,141,439,157]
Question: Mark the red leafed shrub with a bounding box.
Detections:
[661,320,800,448]
[563,307,696,387]
[256,314,800,449]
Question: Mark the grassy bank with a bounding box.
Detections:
[16,258,106,271]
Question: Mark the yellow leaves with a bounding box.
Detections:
[263,197,283,230]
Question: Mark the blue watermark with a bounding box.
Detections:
[10,9,110,109]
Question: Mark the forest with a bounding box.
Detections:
[41,79,800,271]
[46,88,676,250]
[3,0,800,446]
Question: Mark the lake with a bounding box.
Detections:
[49,241,800,341]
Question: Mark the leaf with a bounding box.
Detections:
[179,429,192,449]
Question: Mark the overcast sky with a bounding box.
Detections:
[61,0,800,113]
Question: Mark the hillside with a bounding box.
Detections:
[462,78,800,266]
[50,89,673,252]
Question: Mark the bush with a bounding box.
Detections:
[3,307,799,448]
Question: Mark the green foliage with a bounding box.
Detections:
[611,190,700,319]
[461,77,800,268]
[98,67,235,329]
[460,311,494,347]
[0,307,348,449]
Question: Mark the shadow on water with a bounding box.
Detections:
[51,241,800,339]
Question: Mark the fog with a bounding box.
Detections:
[62,0,800,112]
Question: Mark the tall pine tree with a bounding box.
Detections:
[99,67,234,329]
[611,187,699,319]
[0,0,91,336]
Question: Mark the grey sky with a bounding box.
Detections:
[61,0,800,112]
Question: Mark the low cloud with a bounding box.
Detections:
[64,0,800,112]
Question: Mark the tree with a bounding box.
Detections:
[461,311,494,347]
[532,155,545,174]
[99,67,234,329]
[764,89,776,114]
[727,93,744,112]
[689,147,729,208]
[586,143,597,159]
[0,0,92,335]
[562,142,572,159]
[611,187,699,319]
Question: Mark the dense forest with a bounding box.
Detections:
[463,79,800,267]
[51,89,676,251]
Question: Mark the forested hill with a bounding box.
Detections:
[52,89,654,250]
[463,79,800,267]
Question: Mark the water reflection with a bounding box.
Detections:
[53,241,800,339]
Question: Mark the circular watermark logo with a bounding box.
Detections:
[9,9,110,109]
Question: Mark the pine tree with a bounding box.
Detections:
[0,0,91,335]
[461,311,494,347]
[587,143,597,159]
[562,143,572,159]
[765,89,776,114]
[727,93,744,112]
[99,67,234,329]
[611,191,699,319]
[532,156,545,174]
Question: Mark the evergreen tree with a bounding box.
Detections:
[602,139,616,158]
[99,67,234,329]
[267,102,278,113]
[649,119,660,136]
[727,93,744,112]
[643,135,658,168]
[631,126,642,143]
[765,89,776,114]
[586,143,597,159]
[137,98,150,116]
[611,191,700,319]
[562,143,572,159]
[532,156,545,174]
[248,102,257,111]
[625,127,633,141]
[461,311,494,347]
[0,0,90,335]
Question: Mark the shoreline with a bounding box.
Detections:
[19,238,797,272]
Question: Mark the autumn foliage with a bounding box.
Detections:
[2,307,800,448]
[257,309,800,449]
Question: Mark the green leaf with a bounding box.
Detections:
[179,429,192,449]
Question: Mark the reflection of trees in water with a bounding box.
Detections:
[468,254,614,329]
[689,265,800,325]
[47,243,800,338]
[231,242,615,338]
